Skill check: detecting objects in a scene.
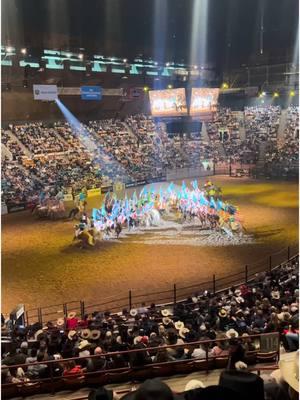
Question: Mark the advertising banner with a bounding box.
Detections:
[33,85,58,101]
[80,86,102,100]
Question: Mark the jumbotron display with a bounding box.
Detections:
[149,88,188,117]
[190,88,220,116]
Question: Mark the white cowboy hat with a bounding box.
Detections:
[161,309,170,317]
[192,297,198,304]
[133,336,142,345]
[56,318,64,327]
[234,289,242,296]
[226,329,239,339]
[179,327,190,339]
[199,324,206,332]
[80,329,91,339]
[67,311,76,319]
[236,296,245,304]
[271,291,280,300]
[185,380,205,391]
[162,317,172,325]
[278,351,299,392]
[174,321,184,330]
[90,329,101,340]
[34,329,45,341]
[130,309,138,317]
[78,339,91,350]
[68,330,77,340]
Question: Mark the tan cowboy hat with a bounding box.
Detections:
[226,329,239,339]
[277,311,291,321]
[161,309,170,317]
[162,317,172,325]
[130,309,138,317]
[179,327,190,339]
[80,329,91,339]
[78,339,91,350]
[67,330,77,340]
[56,318,64,327]
[218,308,228,318]
[90,329,101,340]
[192,297,198,304]
[278,351,299,392]
[68,311,76,319]
[234,289,242,296]
[34,329,45,341]
[174,321,184,330]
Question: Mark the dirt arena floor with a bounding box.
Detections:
[2,176,299,316]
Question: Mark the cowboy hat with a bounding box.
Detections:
[56,318,64,327]
[130,309,138,317]
[174,321,184,330]
[161,309,170,317]
[78,339,91,350]
[34,329,45,341]
[68,330,77,340]
[162,317,172,326]
[236,296,244,304]
[67,311,76,319]
[271,290,280,300]
[192,296,198,304]
[226,329,239,338]
[277,311,291,321]
[179,327,190,339]
[277,351,299,392]
[234,289,242,297]
[90,329,101,340]
[80,329,91,339]
[218,309,228,318]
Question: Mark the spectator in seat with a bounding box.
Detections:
[87,347,107,372]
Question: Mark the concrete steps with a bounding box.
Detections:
[277,109,288,145]
[6,130,32,157]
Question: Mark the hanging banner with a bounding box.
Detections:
[33,85,58,101]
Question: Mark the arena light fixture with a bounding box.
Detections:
[222,83,229,90]
[66,53,72,58]
[143,86,149,92]
[262,91,266,96]
[193,65,198,69]
[78,53,84,60]
[273,91,279,98]
[290,90,295,97]
[6,46,13,53]
[21,48,27,55]
[167,84,173,89]
[123,58,127,63]
[154,61,158,66]
[166,62,170,67]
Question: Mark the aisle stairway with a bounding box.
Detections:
[5,130,32,157]
[277,109,288,145]
[1,143,13,161]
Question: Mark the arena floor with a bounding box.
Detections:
[2,176,299,316]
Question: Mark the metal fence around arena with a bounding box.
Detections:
[24,245,298,326]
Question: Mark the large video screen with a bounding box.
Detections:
[190,88,219,116]
[149,88,188,117]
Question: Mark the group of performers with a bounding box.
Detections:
[73,180,244,248]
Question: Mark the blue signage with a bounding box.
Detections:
[80,86,102,100]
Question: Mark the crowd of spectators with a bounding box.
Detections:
[265,106,299,174]
[1,106,299,204]
[2,256,298,387]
